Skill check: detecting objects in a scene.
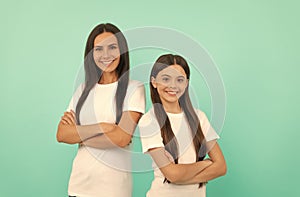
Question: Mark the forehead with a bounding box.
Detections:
[157,64,186,78]
[94,32,118,46]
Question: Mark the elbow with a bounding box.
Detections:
[218,162,227,177]
[56,125,68,143]
[222,163,227,176]
[116,137,131,148]
[166,173,181,184]
[164,169,183,183]
[167,176,180,183]
[118,142,128,148]
[56,124,78,144]
[112,133,132,148]
[56,129,64,143]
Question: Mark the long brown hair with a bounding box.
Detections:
[150,54,207,185]
[75,23,129,124]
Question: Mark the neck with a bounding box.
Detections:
[161,100,182,114]
[99,71,118,84]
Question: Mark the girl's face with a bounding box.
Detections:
[93,32,120,73]
[152,64,188,105]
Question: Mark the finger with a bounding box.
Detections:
[164,150,175,162]
[64,112,76,125]
[61,116,72,125]
[70,110,75,116]
[70,110,77,123]
[61,115,73,125]
[67,112,76,124]
[60,119,68,125]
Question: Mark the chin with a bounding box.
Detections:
[100,65,118,73]
[164,97,179,103]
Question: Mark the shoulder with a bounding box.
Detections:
[72,83,86,96]
[139,108,155,126]
[126,80,145,96]
[193,108,209,122]
[139,108,161,139]
[128,80,144,88]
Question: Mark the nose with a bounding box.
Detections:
[102,48,110,59]
[169,79,177,89]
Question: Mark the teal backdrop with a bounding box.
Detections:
[1,0,299,196]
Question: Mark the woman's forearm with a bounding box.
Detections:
[81,111,142,148]
[82,126,132,148]
[56,122,115,144]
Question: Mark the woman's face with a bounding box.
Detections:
[152,64,188,104]
[93,32,120,73]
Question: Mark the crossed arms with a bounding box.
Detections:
[56,110,142,148]
[148,140,226,184]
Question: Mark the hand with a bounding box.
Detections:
[60,110,76,125]
[164,150,175,164]
[204,158,213,165]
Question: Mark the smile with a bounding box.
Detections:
[100,59,115,67]
[166,91,178,95]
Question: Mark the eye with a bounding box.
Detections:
[177,78,185,83]
[162,77,169,82]
[94,46,103,51]
[109,45,118,50]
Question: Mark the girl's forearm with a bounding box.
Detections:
[175,161,227,185]
[162,160,212,183]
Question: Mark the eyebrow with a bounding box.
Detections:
[94,43,118,47]
[160,74,185,78]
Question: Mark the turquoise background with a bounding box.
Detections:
[1,0,299,196]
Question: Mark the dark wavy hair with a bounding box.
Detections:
[150,54,207,186]
[75,23,129,124]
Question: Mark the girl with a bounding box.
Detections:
[139,54,226,197]
[56,23,145,197]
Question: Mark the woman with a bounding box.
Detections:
[139,54,226,197]
[56,23,145,197]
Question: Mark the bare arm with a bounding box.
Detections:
[56,110,115,144]
[80,111,142,148]
[148,147,213,183]
[174,141,226,185]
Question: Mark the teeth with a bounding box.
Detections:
[101,60,113,66]
[167,91,177,95]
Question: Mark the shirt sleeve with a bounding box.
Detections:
[66,83,85,111]
[197,109,220,142]
[138,111,164,153]
[123,80,146,114]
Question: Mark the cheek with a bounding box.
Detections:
[157,84,167,91]
[156,86,164,96]
[93,52,101,60]
[111,49,120,57]
[178,82,187,91]
[113,57,120,66]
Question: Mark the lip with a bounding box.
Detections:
[165,91,178,96]
[100,59,115,67]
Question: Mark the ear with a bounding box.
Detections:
[185,79,189,89]
[151,76,157,88]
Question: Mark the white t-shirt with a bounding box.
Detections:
[67,80,145,197]
[139,107,219,197]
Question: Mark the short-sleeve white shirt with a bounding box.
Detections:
[139,107,219,197]
[67,80,145,197]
